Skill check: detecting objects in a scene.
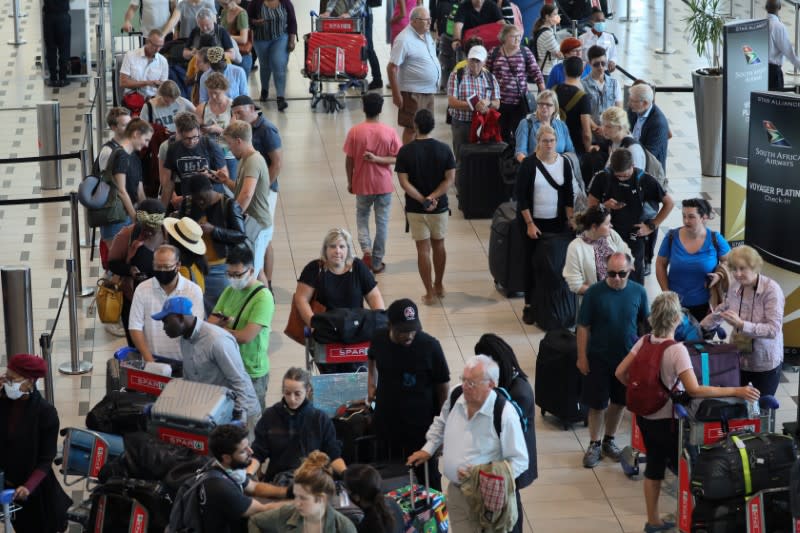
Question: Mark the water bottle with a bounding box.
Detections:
[746,382,760,418]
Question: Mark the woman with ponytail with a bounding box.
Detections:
[248,451,357,532]
[343,464,404,533]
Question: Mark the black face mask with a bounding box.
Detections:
[153,269,178,286]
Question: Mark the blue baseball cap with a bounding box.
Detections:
[151,296,193,321]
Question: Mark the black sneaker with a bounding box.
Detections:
[277,97,288,112]
[522,306,535,325]
[367,79,383,91]
[59,78,71,87]
[260,89,268,102]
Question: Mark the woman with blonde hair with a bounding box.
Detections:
[600,106,645,170]
[248,451,357,532]
[701,245,785,395]
[616,291,759,533]
[514,89,573,160]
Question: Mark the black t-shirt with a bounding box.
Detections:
[200,471,252,533]
[111,149,143,203]
[587,169,667,236]
[454,0,503,32]
[394,138,456,214]
[298,259,377,309]
[553,84,592,154]
[368,329,450,437]
[164,136,226,182]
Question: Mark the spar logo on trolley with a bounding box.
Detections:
[157,426,209,454]
[702,419,760,443]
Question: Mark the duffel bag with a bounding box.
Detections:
[311,308,388,344]
[691,431,797,500]
[99,432,208,484]
[85,390,151,435]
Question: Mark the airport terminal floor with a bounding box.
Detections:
[0,0,798,531]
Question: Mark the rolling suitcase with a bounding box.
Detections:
[305,31,368,79]
[148,379,235,455]
[457,142,509,219]
[489,201,525,297]
[535,329,587,429]
[385,463,449,532]
[88,478,172,533]
[532,232,576,331]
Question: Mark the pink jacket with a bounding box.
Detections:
[701,274,785,372]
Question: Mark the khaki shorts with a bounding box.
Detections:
[398,92,435,128]
[407,211,448,241]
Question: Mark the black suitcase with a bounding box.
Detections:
[532,232,576,331]
[488,201,525,297]
[691,432,797,501]
[86,390,151,435]
[691,496,746,533]
[88,478,172,533]
[457,142,509,219]
[535,329,587,429]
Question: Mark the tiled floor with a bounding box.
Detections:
[0,0,798,531]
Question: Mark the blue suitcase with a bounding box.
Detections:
[62,428,125,480]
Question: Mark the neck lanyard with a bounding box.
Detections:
[737,275,759,325]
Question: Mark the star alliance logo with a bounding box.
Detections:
[742,45,761,65]
[763,120,791,148]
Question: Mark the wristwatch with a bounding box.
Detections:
[645,220,656,231]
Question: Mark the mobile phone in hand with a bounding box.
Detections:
[423,199,433,209]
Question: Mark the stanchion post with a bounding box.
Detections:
[95,76,104,156]
[571,20,578,38]
[70,192,94,297]
[37,101,63,189]
[619,0,638,23]
[751,0,755,18]
[1,267,34,356]
[79,146,94,248]
[39,333,55,404]
[58,259,93,375]
[655,0,676,54]
[99,48,108,120]
[7,0,26,46]
[795,5,799,76]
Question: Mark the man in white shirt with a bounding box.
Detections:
[578,8,617,72]
[120,29,169,105]
[128,244,205,362]
[408,355,528,533]
[121,0,171,35]
[767,0,800,90]
[388,7,441,144]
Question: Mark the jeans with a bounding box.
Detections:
[252,374,268,413]
[225,157,238,183]
[364,8,382,82]
[204,263,230,317]
[237,53,253,79]
[101,216,131,242]
[356,193,392,265]
[253,33,289,97]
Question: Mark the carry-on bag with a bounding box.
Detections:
[489,201,526,297]
[86,389,152,435]
[685,341,740,387]
[535,329,587,429]
[457,142,509,219]
[691,431,796,500]
[305,31,368,78]
[148,379,235,454]
[88,477,171,533]
[532,232,576,331]
[385,463,449,532]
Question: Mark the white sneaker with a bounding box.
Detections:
[105,322,126,337]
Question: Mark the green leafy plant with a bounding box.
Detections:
[684,0,726,74]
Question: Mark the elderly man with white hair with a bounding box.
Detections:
[626,83,669,170]
[408,354,528,533]
[182,7,239,63]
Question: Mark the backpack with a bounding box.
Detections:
[530,27,551,70]
[444,2,460,37]
[555,85,586,122]
[140,101,174,197]
[92,139,121,177]
[666,227,722,262]
[86,148,129,228]
[620,136,667,189]
[625,335,678,416]
[168,462,230,533]
[449,385,528,435]
[562,151,587,214]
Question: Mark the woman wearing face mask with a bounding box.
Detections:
[0,354,72,532]
[107,199,167,344]
[248,450,356,533]
[248,367,346,486]
[700,246,785,396]
[655,198,731,322]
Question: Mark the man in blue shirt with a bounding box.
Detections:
[577,252,649,468]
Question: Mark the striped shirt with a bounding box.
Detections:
[254,2,287,41]
[446,68,501,122]
[485,46,544,105]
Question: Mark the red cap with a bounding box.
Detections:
[7,354,48,380]
[560,37,582,54]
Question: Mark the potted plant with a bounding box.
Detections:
[684,0,726,176]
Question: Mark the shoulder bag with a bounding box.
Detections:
[87,148,129,228]
[285,262,327,345]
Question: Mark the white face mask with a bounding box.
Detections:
[227,271,252,291]
[226,468,248,485]
[3,381,28,400]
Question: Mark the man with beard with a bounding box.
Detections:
[367,298,450,489]
[152,296,260,430]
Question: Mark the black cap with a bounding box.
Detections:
[231,95,261,110]
[387,298,421,333]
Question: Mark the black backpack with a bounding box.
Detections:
[169,462,231,533]
[530,27,552,71]
[448,385,528,435]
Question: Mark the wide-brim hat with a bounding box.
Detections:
[163,217,207,255]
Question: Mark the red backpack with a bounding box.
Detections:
[625,335,678,416]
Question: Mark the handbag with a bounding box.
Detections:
[96,278,123,324]
[78,175,111,209]
[502,47,536,114]
[285,261,326,344]
[87,149,128,228]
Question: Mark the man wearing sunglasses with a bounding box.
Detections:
[582,45,622,130]
[576,251,649,468]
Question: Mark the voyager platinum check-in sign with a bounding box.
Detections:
[746,92,800,273]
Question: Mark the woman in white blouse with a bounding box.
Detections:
[563,204,630,310]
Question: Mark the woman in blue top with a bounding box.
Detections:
[514,89,574,161]
[655,198,730,322]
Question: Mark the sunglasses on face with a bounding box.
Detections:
[592,61,607,67]
[607,270,629,279]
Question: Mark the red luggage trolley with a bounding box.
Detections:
[303,11,368,113]
[304,326,370,373]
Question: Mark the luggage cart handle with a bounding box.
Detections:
[675,404,690,419]
[758,395,778,410]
